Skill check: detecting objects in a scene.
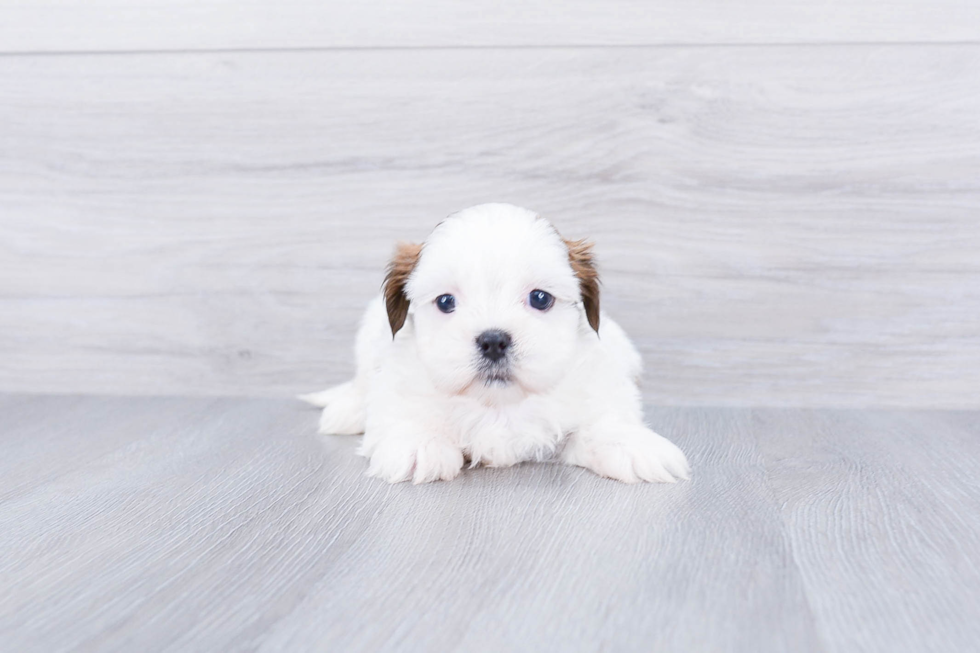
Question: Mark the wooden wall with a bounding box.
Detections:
[1,2,978,407]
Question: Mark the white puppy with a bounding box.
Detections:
[301,204,690,484]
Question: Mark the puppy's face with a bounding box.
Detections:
[385,204,599,402]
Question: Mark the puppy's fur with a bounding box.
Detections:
[301,204,690,484]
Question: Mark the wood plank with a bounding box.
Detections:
[1,46,978,407]
[0,397,820,652]
[754,408,980,651]
[5,396,980,650]
[1,0,979,53]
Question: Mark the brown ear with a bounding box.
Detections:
[564,238,600,333]
[383,242,422,337]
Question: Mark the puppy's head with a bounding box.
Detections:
[384,203,599,401]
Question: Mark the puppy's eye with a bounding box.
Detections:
[436,294,456,313]
[528,289,554,311]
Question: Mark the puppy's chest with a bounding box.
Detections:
[448,398,567,464]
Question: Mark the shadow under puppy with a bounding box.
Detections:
[302,203,689,484]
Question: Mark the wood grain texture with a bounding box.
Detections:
[2,395,979,651]
[754,408,980,652]
[1,0,979,53]
[2,46,978,407]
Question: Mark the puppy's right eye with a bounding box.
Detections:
[436,294,456,313]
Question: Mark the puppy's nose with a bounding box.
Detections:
[476,329,512,362]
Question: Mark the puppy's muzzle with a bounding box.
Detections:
[476,329,512,363]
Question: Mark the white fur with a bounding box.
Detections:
[302,204,690,484]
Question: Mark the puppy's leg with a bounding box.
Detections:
[559,320,689,483]
[358,421,464,485]
[301,381,366,435]
[298,296,390,436]
[562,419,690,483]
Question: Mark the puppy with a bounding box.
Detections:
[301,203,690,484]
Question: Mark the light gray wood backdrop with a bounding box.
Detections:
[1,2,978,408]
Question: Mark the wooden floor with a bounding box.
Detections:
[2,394,979,652]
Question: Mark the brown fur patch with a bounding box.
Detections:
[383,242,422,336]
[564,238,601,333]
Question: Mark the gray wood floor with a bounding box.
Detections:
[2,394,979,652]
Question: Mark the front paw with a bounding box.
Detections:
[362,437,464,485]
[563,426,690,484]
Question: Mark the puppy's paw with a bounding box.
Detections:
[363,438,464,484]
[563,426,690,484]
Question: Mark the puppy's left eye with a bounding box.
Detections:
[528,289,554,311]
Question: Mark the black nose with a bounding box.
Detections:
[476,329,512,362]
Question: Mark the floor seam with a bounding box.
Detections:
[750,408,832,653]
